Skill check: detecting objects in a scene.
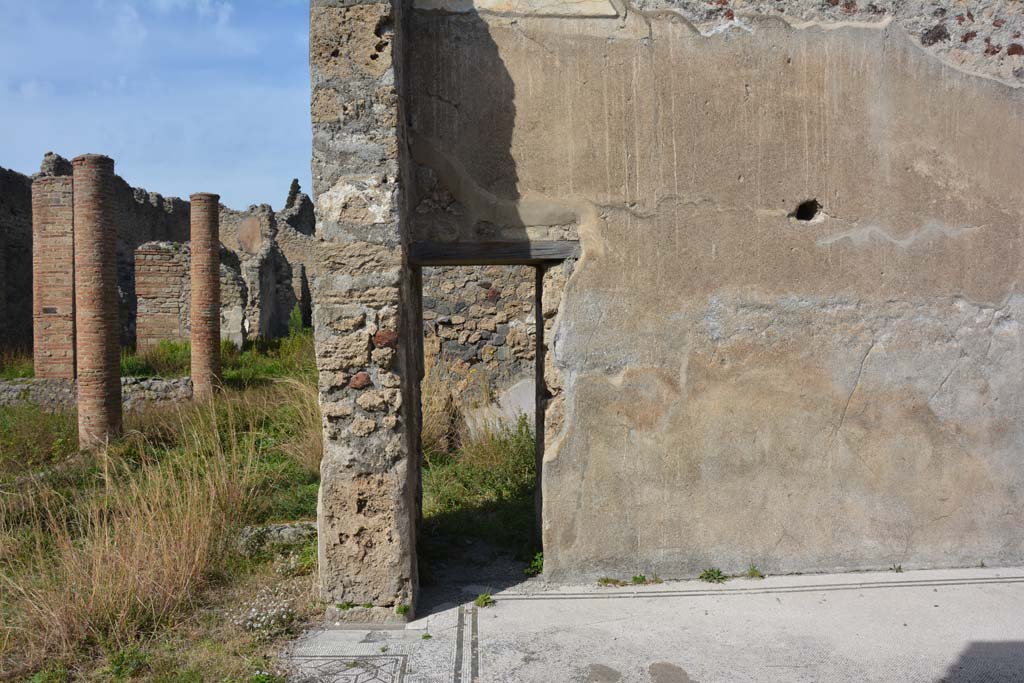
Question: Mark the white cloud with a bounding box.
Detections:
[114,4,148,44]
[151,0,234,27]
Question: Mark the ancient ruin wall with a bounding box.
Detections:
[0,166,33,351]
[135,243,191,351]
[400,0,1024,582]
[111,175,191,346]
[422,265,536,391]
[32,175,76,379]
[135,241,250,351]
[310,0,419,619]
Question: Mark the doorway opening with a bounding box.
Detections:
[415,263,543,604]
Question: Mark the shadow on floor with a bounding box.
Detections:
[939,642,1024,682]
[416,494,539,616]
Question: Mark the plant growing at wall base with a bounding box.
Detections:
[474,594,495,608]
[746,564,765,579]
[597,577,628,587]
[524,552,543,577]
[699,568,728,584]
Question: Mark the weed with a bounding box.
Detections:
[275,541,317,577]
[395,604,411,616]
[597,577,628,587]
[699,568,728,584]
[28,665,69,683]
[121,340,191,378]
[0,378,323,676]
[362,603,374,609]
[421,633,432,640]
[524,552,544,577]
[106,646,149,680]
[338,602,355,611]
[746,564,765,579]
[249,673,285,683]
[890,564,903,573]
[379,646,389,653]
[474,594,495,608]
[631,574,647,585]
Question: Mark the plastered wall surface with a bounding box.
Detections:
[405,3,1024,581]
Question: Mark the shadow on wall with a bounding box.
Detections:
[408,8,527,241]
[941,642,1024,681]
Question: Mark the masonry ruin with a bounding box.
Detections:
[2,150,536,416]
[308,0,1024,619]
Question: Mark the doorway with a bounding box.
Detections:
[415,263,543,607]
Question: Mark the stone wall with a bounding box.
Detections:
[422,265,535,387]
[0,376,193,411]
[311,0,1024,605]
[219,200,316,343]
[0,166,33,352]
[110,173,191,346]
[309,0,420,620]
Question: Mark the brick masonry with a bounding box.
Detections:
[136,242,191,351]
[31,175,76,379]
[190,193,222,399]
[73,154,122,449]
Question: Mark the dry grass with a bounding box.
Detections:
[0,377,324,680]
[0,399,256,675]
[275,378,324,478]
[420,354,494,462]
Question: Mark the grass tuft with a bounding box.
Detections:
[698,567,728,584]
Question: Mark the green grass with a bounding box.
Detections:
[0,403,79,477]
[597,577,628,587]
[746,564,765,579]
[0,350,34,380]
[420,414,537,557]
[118,321,315,387]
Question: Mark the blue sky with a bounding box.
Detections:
[0,0,311,209]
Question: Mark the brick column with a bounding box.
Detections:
[73,154,122,449]
[190,193,221,399]
[32,175,76,379]
[311,0,420,621]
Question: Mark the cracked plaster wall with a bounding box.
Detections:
[405,1,1024,580]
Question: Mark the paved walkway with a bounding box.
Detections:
[286,567,1024,682]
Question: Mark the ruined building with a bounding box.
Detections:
[308,0,1024,618]
[3,153,535,403]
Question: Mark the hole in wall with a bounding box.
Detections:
[790,199,822,222]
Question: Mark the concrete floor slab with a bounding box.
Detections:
[287,567,1024,682]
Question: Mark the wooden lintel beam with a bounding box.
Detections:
[408,240,580,266]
